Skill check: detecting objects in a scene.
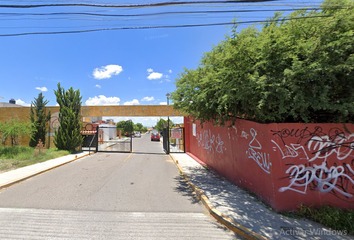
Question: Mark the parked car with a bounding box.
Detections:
[151,129,160,141]
[135,132,141,138]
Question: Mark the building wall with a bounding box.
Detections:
[0,105,179,147]
[99,124,117,141]
[184,117,354,211]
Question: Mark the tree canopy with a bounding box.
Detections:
[116,120,134,134]
[29,92,51,147]
[53,83,83,151]
[154,118,174,132]
[171,0,354,125]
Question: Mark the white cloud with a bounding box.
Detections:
[35,87,48,92]
[147,72,163,80]
[85,95,120,105]
[141,96,154,102]
[15,99,31,107]
[124,99,140,105]
[55,103,59,106]
[168,70,172,73]
[93,64,123,79]
[147,68,153,73]
[160,102,167,105]
[95,84,101,88]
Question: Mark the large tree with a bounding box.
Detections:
[29,92,51,147]
[171,0,354,124]
[135,123,143,131]
[124,120,134,134]
[53,83,83,151]
[116,120,134,135]
[154,118,173,132]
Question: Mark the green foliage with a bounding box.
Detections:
[29,92,51,147]
[116,121,126,129]
[0,119,34,146]
[124,120,134,134]
[135,123,143,131]
[0,146,70,172]
[154,118,173,132]
[0,121,7,146]
[53,83,83,151]
[296,204,354,235]
[141,126,148,132]
[116,120,134,134]
[171,0,354,124]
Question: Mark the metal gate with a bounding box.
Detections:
[81,123,99,154]
[163,127,185,154]
[97,125,132,153]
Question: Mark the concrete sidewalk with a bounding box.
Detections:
[170,153,354,240]
[0,151,91,190]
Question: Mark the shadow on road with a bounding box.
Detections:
[132,152,167,156]
[173,175,200,205]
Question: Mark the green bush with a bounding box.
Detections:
[171,0,354,124]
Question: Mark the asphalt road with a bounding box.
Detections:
[0,133,240,239]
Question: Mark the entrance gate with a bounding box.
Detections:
[163,127,185,154]
[81,122,133,153]
[97,125,132,153]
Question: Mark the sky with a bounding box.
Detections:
[0,0,324,127]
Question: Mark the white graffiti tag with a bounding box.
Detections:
[241,131,249,139]
[247,128,272,174]
[271,140,309,160]
[279,162,354,197]
[196,129,226,154]
[307,135,354,162]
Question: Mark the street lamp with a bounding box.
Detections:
[166,93,170,154]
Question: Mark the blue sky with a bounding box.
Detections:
[0,0,324,127]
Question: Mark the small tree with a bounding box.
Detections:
[0,121,8,146]
[53,83,83,151]
[29,92,51,147]
[3,118,34,146]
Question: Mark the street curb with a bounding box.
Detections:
[169,154,268,240]
[0,152,95,190]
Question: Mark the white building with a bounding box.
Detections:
[99,123,117,141]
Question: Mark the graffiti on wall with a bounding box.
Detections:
[246,128,272,174]
[196,129,226,154]
[272,127,354,199]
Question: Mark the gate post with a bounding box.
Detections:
[96,126,99,152]
[130,120,133,153]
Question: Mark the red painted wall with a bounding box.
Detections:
[184,117,354,211]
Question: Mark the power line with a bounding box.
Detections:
[0,15,332,37]
[0,6,346,18]
[0,1,279,9]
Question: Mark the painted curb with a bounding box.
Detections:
[169,154,268,240]
[0,151,95,190]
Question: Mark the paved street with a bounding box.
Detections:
[0,133,239,239]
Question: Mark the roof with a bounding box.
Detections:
[0,102,27,108]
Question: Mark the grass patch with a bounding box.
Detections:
[241,187,354,234]
[295,204,354,235]
[0,146,71,173]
